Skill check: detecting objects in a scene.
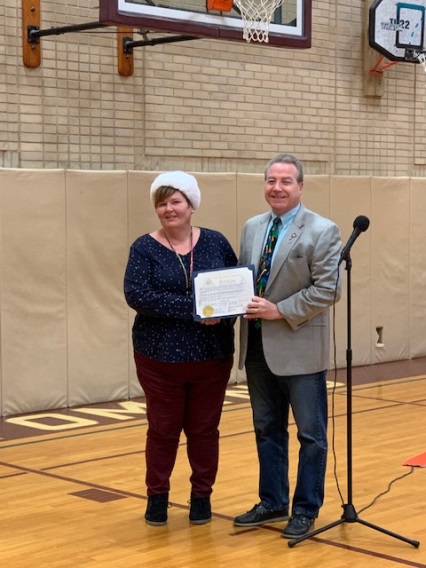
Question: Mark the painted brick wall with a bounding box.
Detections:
[1,1,426,175]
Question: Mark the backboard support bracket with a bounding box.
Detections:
[369,54,399,75]
[364,0,385,97]
[22,0,134,76]
[23,0,311,74]
[123,34,198,54]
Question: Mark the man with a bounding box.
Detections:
[234,153,342,538]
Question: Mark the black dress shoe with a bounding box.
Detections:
[282,514,314,538]
[234,503,289,527]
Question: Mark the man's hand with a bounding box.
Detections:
[244,296,283,321]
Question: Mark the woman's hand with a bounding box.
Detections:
[200,318,221,326]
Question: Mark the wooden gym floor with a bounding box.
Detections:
[0,359,425,567]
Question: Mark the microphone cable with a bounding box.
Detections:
[329,261,416,515]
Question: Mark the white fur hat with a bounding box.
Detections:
[150,171,201,209]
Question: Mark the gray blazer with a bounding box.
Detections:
[239,204,342,375]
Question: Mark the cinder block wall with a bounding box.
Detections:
[2,1,426,175]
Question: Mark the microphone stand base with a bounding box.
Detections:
[287,503,420,548]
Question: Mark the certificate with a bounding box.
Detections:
[193,265,255,320]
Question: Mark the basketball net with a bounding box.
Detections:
[233,0,286,43]
[416,51,426,73]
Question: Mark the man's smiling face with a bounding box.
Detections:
[264,162,303,216]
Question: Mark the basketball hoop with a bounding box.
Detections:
[233,0,286,43]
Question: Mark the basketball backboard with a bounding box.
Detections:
[370,0,426,62]
[99,0,311,49]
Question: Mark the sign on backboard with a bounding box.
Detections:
[99,0,312,49]
[370,0,426,61]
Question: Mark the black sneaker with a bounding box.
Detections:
[234,503,289,527]
[189,495,211,525]
[282,514,314,538]
[145,493,169,526]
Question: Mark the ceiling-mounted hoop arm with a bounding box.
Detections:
[22,0,134,76]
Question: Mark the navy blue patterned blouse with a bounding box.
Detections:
[124,228,238,363]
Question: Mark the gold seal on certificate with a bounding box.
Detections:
[202,305,215,317]
[192,265,255,320]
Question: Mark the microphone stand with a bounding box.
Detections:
[288,252,420,549]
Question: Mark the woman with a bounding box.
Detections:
[124,171,237,526]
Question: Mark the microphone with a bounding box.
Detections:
[338,215,370,265]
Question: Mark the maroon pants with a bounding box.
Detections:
[134,352,233,497]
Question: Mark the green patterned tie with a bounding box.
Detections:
[256,217,281,297]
